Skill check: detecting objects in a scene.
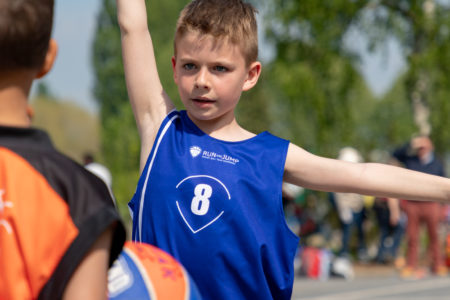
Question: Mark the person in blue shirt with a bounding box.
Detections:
[116,0,450,298]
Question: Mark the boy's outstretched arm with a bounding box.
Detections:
[284,143,450,203]
[116,0,175,172]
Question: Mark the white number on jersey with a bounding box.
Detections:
[191,184,212,215]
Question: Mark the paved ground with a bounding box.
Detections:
[291,263,450,300]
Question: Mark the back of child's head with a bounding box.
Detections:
[175,0,258,65]
[0,0,54,72]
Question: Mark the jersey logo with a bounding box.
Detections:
[189,146,202,158]
[175,175,231,233]
[189,145,240,165]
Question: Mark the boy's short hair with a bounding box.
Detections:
[175,0,258,65]
[0,0,54,71]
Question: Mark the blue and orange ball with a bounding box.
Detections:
[108,241,202,300]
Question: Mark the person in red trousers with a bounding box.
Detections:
[393,135,447,279]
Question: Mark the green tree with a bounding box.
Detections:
[35,82,56,100]
[93,0,137,220]
[357,0,450,154]
[366,74,416,151]
[259,0,450,156]
[92,0,185,220]
[259,0,374,157]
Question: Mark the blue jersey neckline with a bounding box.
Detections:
[180,110,270,145]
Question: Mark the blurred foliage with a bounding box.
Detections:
[30,96,100,163]
[92,0,134,223]
[35,82,56,100]
[259,0,375,157]
[259,0,450,157]
[92,0,185,223]
[363,73,417,155]
[356,0,450,155]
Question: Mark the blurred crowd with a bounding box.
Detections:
[283,136,450,281]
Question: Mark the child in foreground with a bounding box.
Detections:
[117,0,450,299]
[0,0,126,299]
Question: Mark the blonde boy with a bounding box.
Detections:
[117,0,450,299]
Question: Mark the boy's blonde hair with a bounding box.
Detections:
[0,0,54,71]
[174,0,258,65]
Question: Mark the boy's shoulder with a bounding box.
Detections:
[0,126,112,200]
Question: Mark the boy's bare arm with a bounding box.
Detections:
[116,0,175,171]
[284,143,450,203]
[62,226,114,300]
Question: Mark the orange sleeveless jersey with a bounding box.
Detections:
[0,126,125,300]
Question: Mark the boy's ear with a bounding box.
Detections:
[36,39,58,79]
[242,61,261,92]
[171,56,178,84]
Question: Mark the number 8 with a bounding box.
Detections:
[191,184,212,215]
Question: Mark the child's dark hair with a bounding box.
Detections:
[175,0,258,65]
[0,0,54,70]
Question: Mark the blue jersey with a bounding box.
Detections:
[129,110,299,300]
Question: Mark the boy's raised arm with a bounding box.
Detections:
[116,0,175,171]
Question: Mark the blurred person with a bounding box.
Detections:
[84,153,113,189]
[393,135,447,278]
[333,147,369,262]
[0,0,126,299]
[282,182,303,234]
[84,153,115,204]
[372,158,406,266]
[373,197,406,265]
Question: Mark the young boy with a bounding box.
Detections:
[117,0,450,298]
[0,0,126,299]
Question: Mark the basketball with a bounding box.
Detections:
[108,241,202,300]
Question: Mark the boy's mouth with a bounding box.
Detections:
[192,97,214,103]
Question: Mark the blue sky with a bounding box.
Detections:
[346,28,406,97]
[32,0,102,113]
[32,1,406,114]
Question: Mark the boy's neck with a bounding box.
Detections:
[187,111,255,142]
[0,71,34,127]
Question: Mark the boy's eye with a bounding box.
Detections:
[183,63,196,70]
[214,66,228,72]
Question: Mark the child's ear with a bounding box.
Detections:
[242,61,261,91]
[36,39,58,79]
[172,56,178,84]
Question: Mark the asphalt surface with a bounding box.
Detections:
[291,263,450,300]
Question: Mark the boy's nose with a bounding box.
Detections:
[194,68,210,89]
